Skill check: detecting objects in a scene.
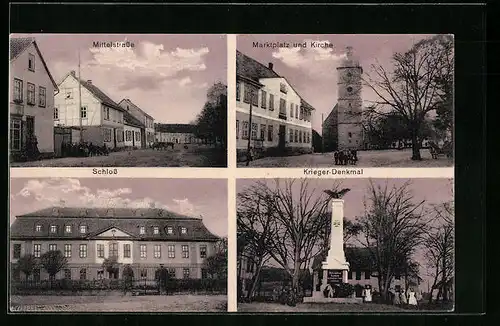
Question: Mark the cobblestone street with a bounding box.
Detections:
[238,149,453,168]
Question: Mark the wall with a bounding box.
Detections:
[10,42,56,154]
[124,124,142,148]
[155,132,195,144]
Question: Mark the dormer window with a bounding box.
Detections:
[153,227,159,235]
[28,53,35,71]
[106,209,114,217]
[35,224,42,232]
[181,227,187,234]
[80,225,87,234]
[50,225,57,233]
[139,226,145,235]
[167,227,173,234]
[65,225,72,233]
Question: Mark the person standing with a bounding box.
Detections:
[408,288,418,308]
[364,285,372,303]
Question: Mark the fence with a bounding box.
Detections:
[11,278,227,295]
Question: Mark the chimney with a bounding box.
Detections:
[70,70,76,76]
[87,80,92,85]
[268,62,274,70]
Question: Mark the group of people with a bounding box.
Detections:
[391,287,418,308]
[61,142,110,157]
[334,149,358,165]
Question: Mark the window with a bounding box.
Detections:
[10,119,22,151]
[348,132,352,138]
[79,244,87,258]
[152,226,160,235]
[13,78,23,102]
[62,268,71,280]
[50,225,57,233]
[181,227,187,234]
[65,225,72,233]
[261,90,267,108]
[246,259,254,273]
[135,131,140,141]
[54,108,59,120]
[183,268,190,279]
[279,98,286,115]
[167,227,173,235]
[290,103,294,118]
[126,130,132,141]
[97,244,104,258]
[289,129,293,143]
[80,225,87,234]
[269,93,274,110]
[38,86,46,107]
[243,84,258,106]
[106,242,117,258]
[300,107,304,120]
[294,130,298,143]
[168,245,175,258]
[260,124,266,140]
[236,82,241,101]
[348,271,353,280]
[154,245,161,258]
[201,268,208,279]
[103,128,112,142]
[80,106,87,118]
[356,271,362,280]
[267,125,273,142]
[140,244,147,258]
[49,244,57,252]
[27,83,35,105]
[13,244,21,259]
[104,107,110,120]
[364,271,371,280]
[65,90,73,99]
[299,130,302,143]
[182,245,189,258]
[168,268,176,278]
[236,120,239,139]
[80,268,87,280]
[251,123,258,140]
[28,53,35,71]
[242,121,249,139]
[97,270,104,280]
[295,105,299,119]
[123,244,131,258]
[139,226,145,235]
[64,244,72,258]
[200,245,207,258]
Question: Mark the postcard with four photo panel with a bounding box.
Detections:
[9,33,456,314]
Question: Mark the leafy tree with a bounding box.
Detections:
[16,254,38,281]
[122,264,134,291]
[205,250,227,280]
[40,250,67,282]
[194,82,227,147]
[102,256,120,279]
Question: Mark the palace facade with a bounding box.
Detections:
[10,207,220,281]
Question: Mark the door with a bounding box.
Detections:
[278,125,286,149]
[113,128,117,148]
[26,116,35,139]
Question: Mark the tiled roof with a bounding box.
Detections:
[323,104,338,126]
[11,207,219,241]
[118,98,154,120]
[79,79,124,112]
[236,50,280,82]
[10,37,59,89]
[124,111,144,128]
[10,37,34,60]
[155,123,195,134]
[301,98,315,111]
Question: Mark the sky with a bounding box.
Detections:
[12,34,227,124]
[9,178,228,237]
[237,34,442,133]
[237,178,454,290]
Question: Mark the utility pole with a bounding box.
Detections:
[246,90,254,166]
[321,113,324,153]
[78,50,83,144]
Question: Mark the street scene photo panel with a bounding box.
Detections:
[9,34,227,167]
[9,178,228,312]
[236,34,453,168]
[237,178,454,312]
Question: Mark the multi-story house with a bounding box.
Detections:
[118,99,155,148]
[10,37,59,159]
[235,51,315,161]
[10,207,220,281]
[123,112,144,149]
[155,124,203,144]
[54,72,125,149]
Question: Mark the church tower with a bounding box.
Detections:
[336,46,363,150]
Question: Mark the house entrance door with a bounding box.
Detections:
[278,125,286,149]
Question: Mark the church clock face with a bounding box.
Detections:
[332,220,341,227]
[347,86,353,93]
[347,72,352,78]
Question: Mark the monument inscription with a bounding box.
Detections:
[327,270,343,284]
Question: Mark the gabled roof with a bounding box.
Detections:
[123,111,144,128]
[323,104,338,126]
[10,37,59,90]
[118,98,154,120]
[59,72,124,112]
[11,206,219,242]
[155,123,195,134]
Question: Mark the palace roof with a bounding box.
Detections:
[155,123,195,134]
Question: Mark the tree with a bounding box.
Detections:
[102,256,120,279]
[16,254,38,281]
[355,180,429,301]
[40,250,67,283]
[424,201,454,303]
[122,264,135,292]
[194,82,227,148]
[364,34,454,160]
[204,251,227,280]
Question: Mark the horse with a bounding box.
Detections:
[152,142,174,150]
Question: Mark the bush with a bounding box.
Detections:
[333,283,354,298]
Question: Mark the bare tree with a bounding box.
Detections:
[424,201,454,303]
[364,35,454,160]
[355,180,429,301]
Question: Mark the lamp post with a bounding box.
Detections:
[246,89,255,166]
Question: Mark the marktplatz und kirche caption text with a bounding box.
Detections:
[253,41,334,49]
